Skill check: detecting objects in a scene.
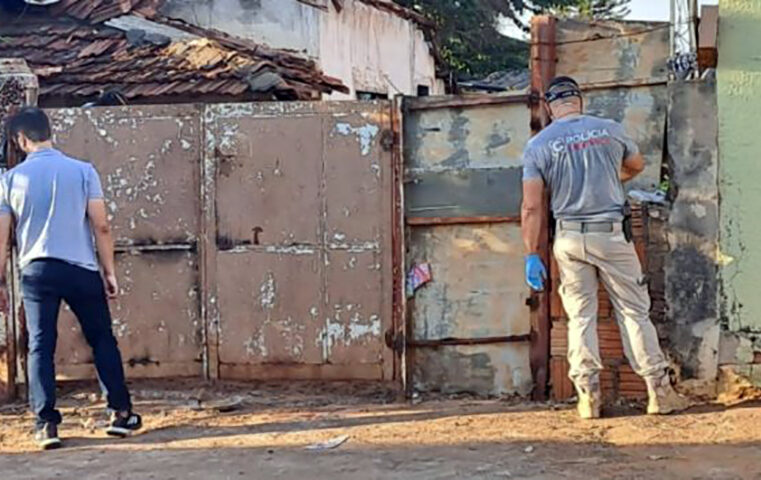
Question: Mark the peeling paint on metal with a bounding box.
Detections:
[218,122,239,152]
[349,314,381,340]
[317,303,383,361]
[244,332,268,358]
[405,97,534,395]
[259,272,277,310]
[327,241,380,252]
[225,244,319,257]
[333,122,379,156]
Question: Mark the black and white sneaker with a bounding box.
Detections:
[34,423,62,450]
[106,411,142,437]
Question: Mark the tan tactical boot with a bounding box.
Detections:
[575,383,602,420]
[645,372,691,415]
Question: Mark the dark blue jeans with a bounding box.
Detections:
[22,259,131,428]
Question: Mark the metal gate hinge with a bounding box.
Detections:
[380,129,396,152]
[385,329,404,353]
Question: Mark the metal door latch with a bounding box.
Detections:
[385,329,405,353]
[525,296,540,310]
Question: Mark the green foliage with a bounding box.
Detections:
[396,0,631,79]
[554,0,631,19]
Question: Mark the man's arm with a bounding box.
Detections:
[87,199,118,298]
[621,152,645,183]
[521,178,545,255]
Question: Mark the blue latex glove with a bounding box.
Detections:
[525,254,547,292]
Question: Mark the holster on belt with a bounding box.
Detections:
[549,211,556,242]
[622,201,633,243]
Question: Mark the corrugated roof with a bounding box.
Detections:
[0,3,348,103]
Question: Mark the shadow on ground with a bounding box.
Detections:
[2,379,761,479]
[1,439,760,480]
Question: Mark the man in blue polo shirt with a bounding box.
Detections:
[0,107,142,449]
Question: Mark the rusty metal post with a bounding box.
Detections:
[201,105,220,381]
[529,16,556,401]
[390,95,406,389]
[0,58,38,403]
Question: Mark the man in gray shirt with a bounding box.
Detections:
[0,108,142,449]
[521,77,689,419]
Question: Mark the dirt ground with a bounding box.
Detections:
[1,380,761,480]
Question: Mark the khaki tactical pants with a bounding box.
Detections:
[554,223,668,388]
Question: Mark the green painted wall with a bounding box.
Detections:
[718,0,761,332]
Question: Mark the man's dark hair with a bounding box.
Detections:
[7,107,52,143]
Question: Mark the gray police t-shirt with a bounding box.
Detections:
[0,148,104,271]
[522,114,639,222]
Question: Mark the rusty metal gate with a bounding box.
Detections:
[204,102,396,381]
[14,101,399,384]
[402,94,535,397]
[48,105,205,380]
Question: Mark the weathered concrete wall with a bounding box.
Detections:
[320,0,442,99]
[160,0,320,56]
[717,0,761,385]
[159,0,442,99]
[555,19,670,190]
[664,80,720,386]
[583,86,668,190]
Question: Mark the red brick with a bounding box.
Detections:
[551,290,564,318]
[550,357,575,401]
